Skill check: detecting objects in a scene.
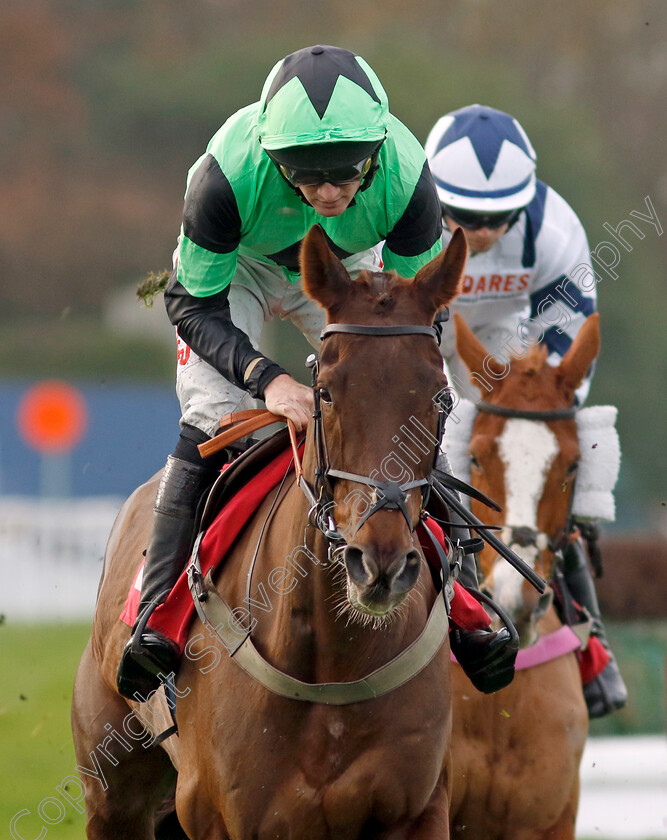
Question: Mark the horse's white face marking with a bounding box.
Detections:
[493,542,540,617]
[492,420,558,615]
[499,419,558,525]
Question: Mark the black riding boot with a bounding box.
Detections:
[562,539,628,718]
[116,456,217,700]
[449,548,519,694]
[434,458,519,694]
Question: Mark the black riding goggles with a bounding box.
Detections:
[443,204,522,231]
[277,155,374,187]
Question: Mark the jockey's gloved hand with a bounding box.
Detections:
[450,624,519,694]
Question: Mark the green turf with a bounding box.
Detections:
[0,621,91,839]
[0,621,662,838]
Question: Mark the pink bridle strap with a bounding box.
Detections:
[451,625,585,671]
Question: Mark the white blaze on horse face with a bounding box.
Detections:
[499,419,558,524]
[492,419,558,613]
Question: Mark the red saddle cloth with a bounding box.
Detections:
[121,446,492,653]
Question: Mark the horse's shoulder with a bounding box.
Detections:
[91,472,164,682]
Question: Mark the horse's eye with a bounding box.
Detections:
[469,452,480,469]
[319,387,333,405]
[566,460,579,477]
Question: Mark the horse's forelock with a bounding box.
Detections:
[516,344,549,371]
[355,269,404,295]
[342,270,430,322]
[494,345,562,409]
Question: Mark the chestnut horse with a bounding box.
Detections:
[448,312,596,840]
[72,226,468,839]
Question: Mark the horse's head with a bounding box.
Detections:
[454,312,600,643]
[300,225,466,622]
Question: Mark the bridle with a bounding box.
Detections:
[292,322,447,556]
[476,400,578,423]
[475,400,580,561]
[288,327,546,592]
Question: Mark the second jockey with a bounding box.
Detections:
[425,104,627,718]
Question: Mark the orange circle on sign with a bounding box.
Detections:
[17,380,88,453]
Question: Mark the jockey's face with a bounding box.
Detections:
[299,179,362,217]
[444,215,509,254]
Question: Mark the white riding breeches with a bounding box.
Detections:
[175,249,381,437]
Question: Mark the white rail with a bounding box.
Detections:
[577,736,667,838]
[0,497,122,621]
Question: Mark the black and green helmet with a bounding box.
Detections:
[257,45,388,190]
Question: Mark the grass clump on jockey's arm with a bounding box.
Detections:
[137,269,171,307]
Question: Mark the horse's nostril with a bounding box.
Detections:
[344,546,378,586]
[390,550,421,594]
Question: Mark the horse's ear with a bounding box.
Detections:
[413,227,467,312]
[454,312,505,383]
[300,225,352,311]
[557,312,601,394]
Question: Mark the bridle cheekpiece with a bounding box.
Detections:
[297,322,445,554]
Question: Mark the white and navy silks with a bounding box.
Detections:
[440,180,597,408]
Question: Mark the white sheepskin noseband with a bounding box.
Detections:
[441,400,620,522]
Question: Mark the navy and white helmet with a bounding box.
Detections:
[425,105,537,213]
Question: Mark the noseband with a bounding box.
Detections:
[298,323,445,549]
[475,400,579,560]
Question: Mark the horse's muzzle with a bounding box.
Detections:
[343,544,422,614]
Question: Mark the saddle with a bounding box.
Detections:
[200,424,293,532]
[121,419,492,655]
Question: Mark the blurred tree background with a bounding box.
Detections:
[1,0,665,527]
